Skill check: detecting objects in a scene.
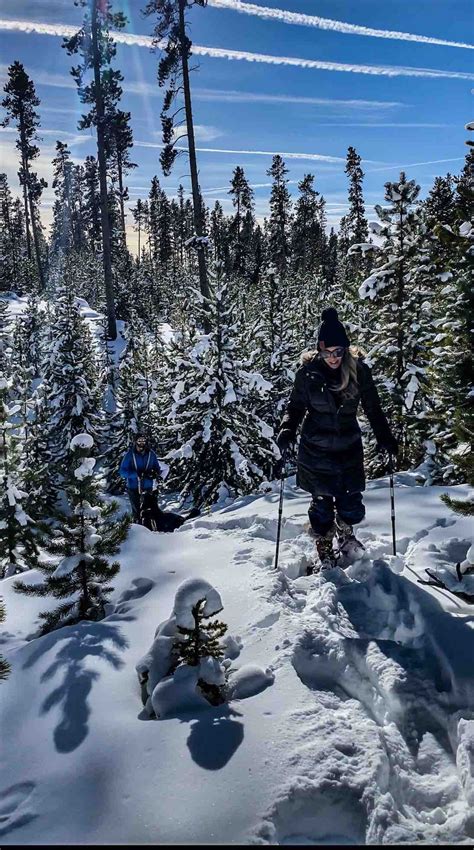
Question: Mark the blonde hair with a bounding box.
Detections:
[301,345,364,399]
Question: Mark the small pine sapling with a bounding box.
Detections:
[173,597,228,705]
[14,433,129,634]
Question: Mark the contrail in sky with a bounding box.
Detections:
[135,140,347,162]
[207,0,474,50]
[1,19,473,81]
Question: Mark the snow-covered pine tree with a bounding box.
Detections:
[426,148,474,482]
[0,373,41,578]
[340,146,371,343]
[14,433,129,634]
[22,393,58,521]
[172,579,228,705]
[359,173,430,469]
[0,296,14,371]
[104,310,156,492]
[253,264,297,435]
[166,263,277,507]
[17,293,44,377]
[136,578,233,717]
[41,285,104,476]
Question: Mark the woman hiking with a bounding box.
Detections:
[276,307,398,571]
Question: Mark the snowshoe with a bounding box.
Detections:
[306,527,338,574]
[335,516,365,566]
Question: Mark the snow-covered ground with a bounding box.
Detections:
[1,474,473,845]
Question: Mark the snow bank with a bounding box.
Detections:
[1,478,474,844]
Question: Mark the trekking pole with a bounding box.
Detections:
[388,452,397,556]
[274,448,288,571]
[137,474,144,526]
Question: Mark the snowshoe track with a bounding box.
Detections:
[223,503,474,844]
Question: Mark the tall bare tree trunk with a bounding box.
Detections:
[178,0,210,313]
[91,0,117,340]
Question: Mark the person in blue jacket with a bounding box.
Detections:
[119,434,162,522]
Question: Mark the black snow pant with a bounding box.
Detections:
[127,487,141,523]
[308,492,365,536]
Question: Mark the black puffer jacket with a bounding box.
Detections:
[279,354,393,496]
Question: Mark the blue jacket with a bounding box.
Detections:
[119,448,161,491]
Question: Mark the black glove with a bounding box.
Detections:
[273,457,286,479]
[377,434,398,456]
[276,428,294,453]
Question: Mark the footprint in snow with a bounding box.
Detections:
[117,577,155,603]
[233,547,254,563]
[254,611,280,629]
[256,783,368,846]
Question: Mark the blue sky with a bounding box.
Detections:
[1,0,472,246]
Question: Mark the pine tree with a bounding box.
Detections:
[266,155,292,278]
[427,149,474,482]
[42,286,103,475]
[104,310,158,491]
[64,0,129,339]
[131,198,146,261]
[228,166,254,276]
[144,0,210,306]
[0,173,28,294]
[254,265,297,434]
[173,589,228,704]
[19,293,44,377]
[359,173,430,468]
[14,434,129,635]
[166,264,277,506]
[83,155,102,249]
[1,62,47,291]
[0,373,41,578]
[291,173,324,279]
[107,108,137,247]
[50,141,75,257]
[209,200,229,266]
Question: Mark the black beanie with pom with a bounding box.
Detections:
[317,307,350,348]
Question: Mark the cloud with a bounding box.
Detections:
[1,19,473,81]
[171,124,224,143]
[1,127,92,146]
[192,89,406,110]
[207,0,474,50]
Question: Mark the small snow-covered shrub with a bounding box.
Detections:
[137,577,235,718]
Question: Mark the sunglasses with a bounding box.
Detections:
[320,347,345,360]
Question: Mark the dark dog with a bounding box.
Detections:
[140,491,200,532]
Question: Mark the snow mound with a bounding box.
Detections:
[151,664,210,719]
[227,664,275,699]
[173,577,223,629]
[70,433,94,450]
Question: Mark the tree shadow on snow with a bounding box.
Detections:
[330,559,474,757]
[185,705,244,769]
[23,621,128,754]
